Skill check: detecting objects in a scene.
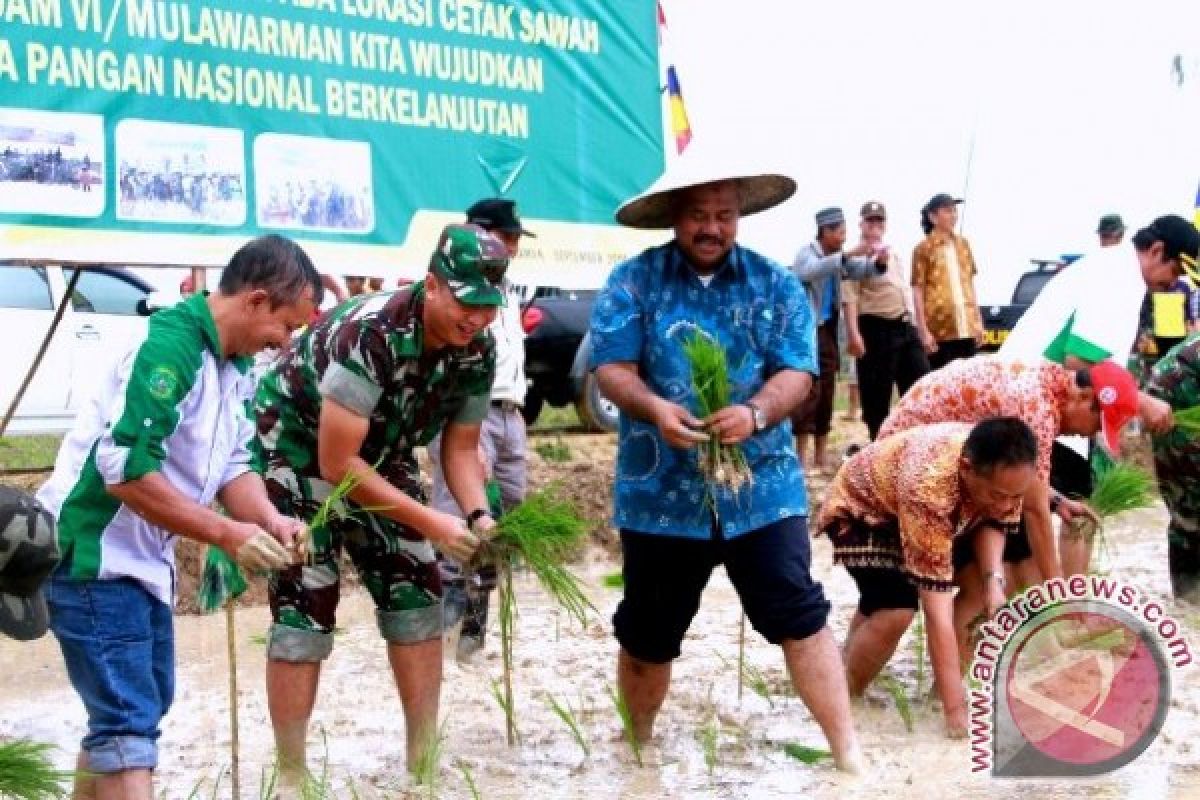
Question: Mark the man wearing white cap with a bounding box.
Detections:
[590,161,862,771]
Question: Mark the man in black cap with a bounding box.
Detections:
[428,197,534,660]
[0,487,59,641]
[842,201,930,440]
[912,193,984,369]
[1097,213,1126,247]
[791,206,883,469]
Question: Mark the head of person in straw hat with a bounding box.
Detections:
[615,154,796,273]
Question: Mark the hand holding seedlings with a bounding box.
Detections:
[261,512,306,552]
[1053,494,1098,526]
[1138,393,1173,434]
[225,523,294,572]
[426,508,482,563]
[704,404,755,445]
[652,398,710,448]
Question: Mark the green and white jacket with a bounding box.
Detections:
[37,294,257,605]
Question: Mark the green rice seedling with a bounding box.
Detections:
[877,674,915,733]
[300,464,394,566]
[736,613,745,703]
[545,694,590,758]
[455,761,482,800]
[489,677,520,746]
[782,742,832,765]
[740,661,775,709]
[1171,404,1200,438]
[696,712,720,776]
[534,437,572,463]
[681,330,752,494]
[913,610,927,703]
[0,739,70,800]
[496,561,518,746]
[411,721,447,799]
[602,571,625,589]
[607,684,643,767]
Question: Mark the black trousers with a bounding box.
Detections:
[928,337,977,371]
[856,314,930,440]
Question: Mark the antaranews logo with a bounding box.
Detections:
[968,575,1192,777]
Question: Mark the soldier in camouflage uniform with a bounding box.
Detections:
[254,223,508,784]
[1146,334,1200,603]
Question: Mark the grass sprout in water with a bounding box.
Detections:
[877,673,915,733]
[782,742,832,765]
[608,684,644,767]
[681,330,752,494]
[545,694,591,758]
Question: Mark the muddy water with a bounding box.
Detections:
[2,502,1199,796]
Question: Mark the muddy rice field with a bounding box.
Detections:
[1,419,1198,798]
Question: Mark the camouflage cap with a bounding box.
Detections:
[429,223,509,307]
[0,486,59,641]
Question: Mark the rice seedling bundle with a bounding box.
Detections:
[486,487,594,626]
[0,739,69,800]
[681,330,752,494]
[1078,461,1157,573]
[1088,462,1157,519]
[1171,405,1200,438]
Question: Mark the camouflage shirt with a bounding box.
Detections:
[254,284,495,486]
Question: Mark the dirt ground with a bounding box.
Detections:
[3,416,1199,798]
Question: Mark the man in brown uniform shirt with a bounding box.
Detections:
[843,201,930,440]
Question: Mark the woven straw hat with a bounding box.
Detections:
[615,147,796,229]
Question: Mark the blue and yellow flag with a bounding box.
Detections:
[665,66,693,154]
[657,3,692,154]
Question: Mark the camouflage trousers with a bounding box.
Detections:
[1152,438,1200,604]
[262,465,442,662]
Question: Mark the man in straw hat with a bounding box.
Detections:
[591,162,863,771]
[999,214,1197,574]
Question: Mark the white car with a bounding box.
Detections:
[0,265,161,436]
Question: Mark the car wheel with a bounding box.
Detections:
[575,372,619,432]
[521,392,543,427]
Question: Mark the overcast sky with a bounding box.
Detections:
[661,0,1200,302]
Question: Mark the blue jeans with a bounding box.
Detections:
[45,572,174,772]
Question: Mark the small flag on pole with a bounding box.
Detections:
[666,66,692,154]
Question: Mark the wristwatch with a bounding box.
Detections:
[746,402,767,432]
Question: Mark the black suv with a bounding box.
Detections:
[980,259,1067,351]
[521,287,618,431]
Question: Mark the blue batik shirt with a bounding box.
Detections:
[589,241,817,540]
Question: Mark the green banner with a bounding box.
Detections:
[0,0,663,265]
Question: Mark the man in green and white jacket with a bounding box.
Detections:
[36,235,322,800]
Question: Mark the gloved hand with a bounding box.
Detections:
[226,523,295,572]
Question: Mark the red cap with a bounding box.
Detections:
[1090,361,1139,456]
